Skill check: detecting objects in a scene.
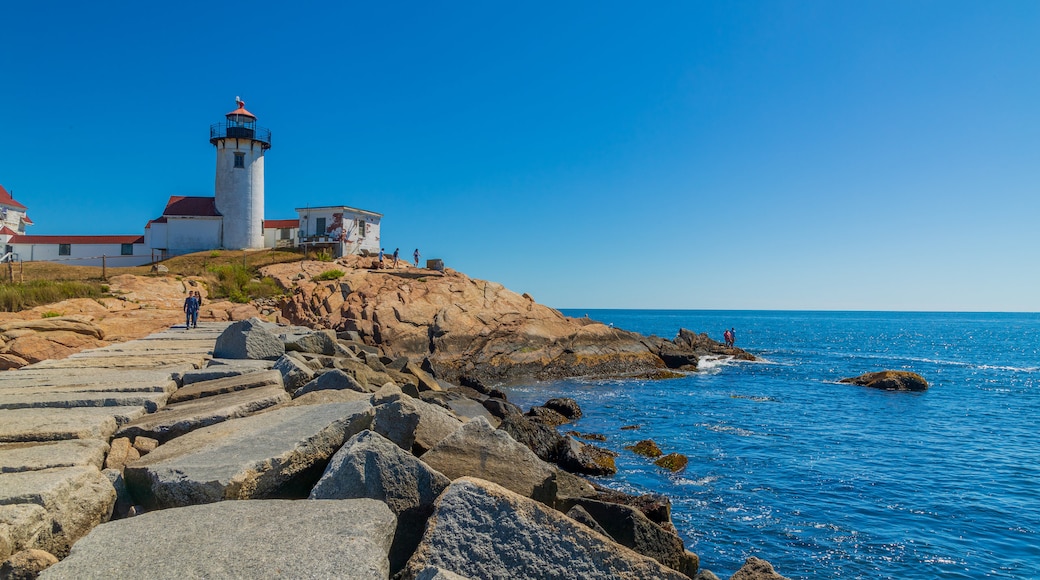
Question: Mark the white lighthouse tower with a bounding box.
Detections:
[210,98,270,249]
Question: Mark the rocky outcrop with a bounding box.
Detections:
[839,370,929,391]
[261,262,754,383]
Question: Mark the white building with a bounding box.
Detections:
[5,235,149,267]
[263,219,298,249]
[144,196,223,260]
[297,206,382,257]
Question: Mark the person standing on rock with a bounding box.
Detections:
[729,327,736,347]
[378,248,384,269]
[392,248,400,268]
[183,292,199,330]
[413,248,420,267]
[723,328,732,347]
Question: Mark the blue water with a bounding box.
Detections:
[503,310,1040,579]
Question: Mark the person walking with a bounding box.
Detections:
[191,291,202,328]
[413,248,420,267]
[392,248,400,268]
[183,292,199,330]
[378,248,384,269]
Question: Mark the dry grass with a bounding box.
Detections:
[6,249,305,282]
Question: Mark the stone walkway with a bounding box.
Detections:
[0,322,232,559]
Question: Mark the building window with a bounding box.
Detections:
[234,152,245,168]
[316,217,326,234]
[357,219,366,237]
[121,243,134,256]
[58,244,71,256]
[279,228,291,240]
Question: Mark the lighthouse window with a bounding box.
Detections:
[234,152,245,168]
[58,244,71,256]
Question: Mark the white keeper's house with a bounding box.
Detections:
[2,99,382,266]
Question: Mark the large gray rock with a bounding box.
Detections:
[39,499,396,579]
[273,354,316,393]
[0,407,146,443]
[167,370,283,403]
[124,401,374,509]
[371,397,463,456]
[0,467,115,558]
[285,330,339,356]
[115,385,290,443]
[311,430,451,574]
[212,318,285,360]
[564,497,698,577]
[400,477,688,580]
[419,417,557,506]
[0,440,108,473]
[280,389,372,407]
[293,369,367,398]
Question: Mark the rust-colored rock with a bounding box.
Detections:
[261,262,710,383]
[839,370,929,391]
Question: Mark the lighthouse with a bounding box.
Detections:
[210,98,270,249]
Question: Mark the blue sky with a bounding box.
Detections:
[1,1,1037,311]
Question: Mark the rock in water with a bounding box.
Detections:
[839,370,929,391]
[729,556,791,580]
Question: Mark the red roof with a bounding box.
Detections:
[226,100,256,119]
[21,215,33,225]
[161,196,221,217]
[264,219,298,229]
[0,185,27,210]
[10,235,144,245]
[0,226,17,236]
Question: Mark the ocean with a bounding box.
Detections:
[503,310,1040,579]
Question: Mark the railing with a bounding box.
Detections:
[209,123,271,149]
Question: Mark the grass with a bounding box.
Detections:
[11,249,304,282]
[0,280,106,312]
[313,269,345,281]
[2,249,306,309]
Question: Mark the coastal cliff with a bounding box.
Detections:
[261,259,754,383]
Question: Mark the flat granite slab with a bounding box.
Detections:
[168,370,283,404]
[0,370,178,390]
[0,440,109,473]
[0,390,170,412]
[0,407,148,443]
[124,401,374,509]
[115,384,291,443]
[0,465,116,558]
[27,354,209,371]
[39,499,395,579]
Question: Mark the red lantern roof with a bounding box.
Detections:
[226,100,256,119]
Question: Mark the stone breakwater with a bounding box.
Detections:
[0,319,786,580]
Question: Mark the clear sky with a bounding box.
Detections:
[1,1,1037,311]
